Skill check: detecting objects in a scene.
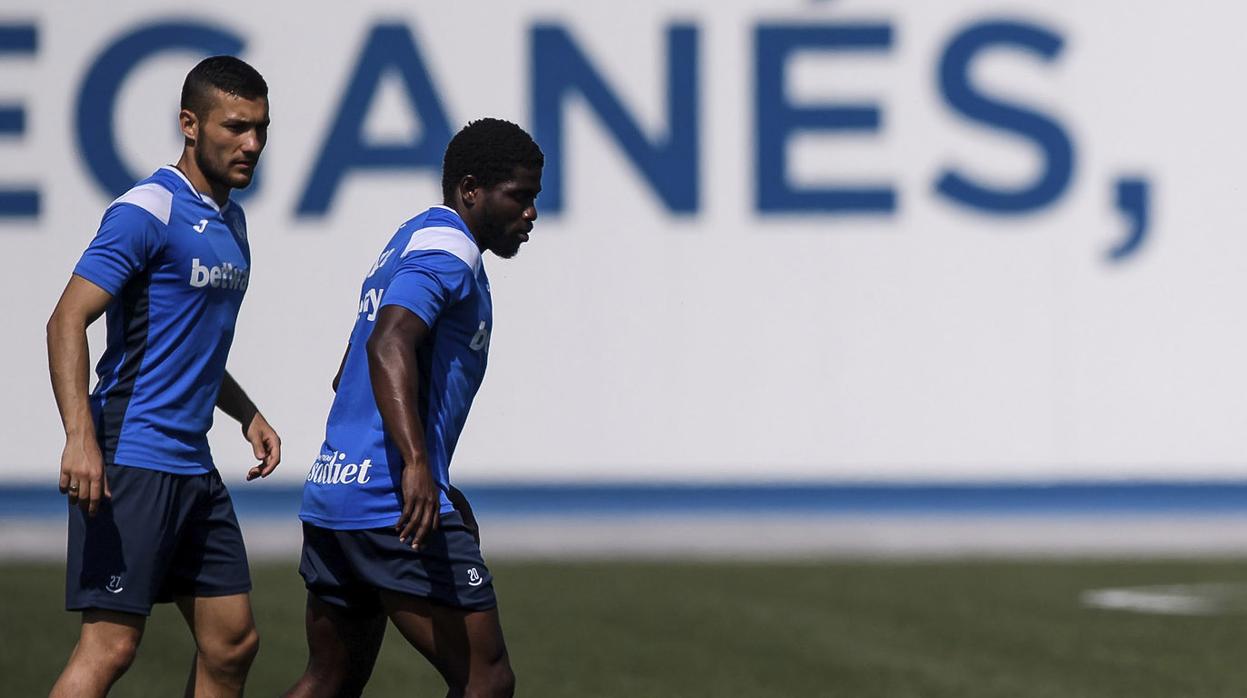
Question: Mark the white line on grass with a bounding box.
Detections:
[1081,584,1247,616]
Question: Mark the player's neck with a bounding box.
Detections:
[175,154,230,208]
[443,201,481,250]
[445,202,487,251]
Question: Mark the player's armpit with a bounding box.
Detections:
[332,343,350,393]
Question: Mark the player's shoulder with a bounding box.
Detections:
[398,205,480,273]
[105,168,181,227]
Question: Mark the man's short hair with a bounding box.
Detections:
[181,56,268,118]
[442,119,544,202]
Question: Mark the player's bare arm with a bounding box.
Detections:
[367,305,439,548]
[217,370,281,480]
[46,275,114,516]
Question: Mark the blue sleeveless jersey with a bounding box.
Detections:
[300,206,492,529]
[72,166,250,475]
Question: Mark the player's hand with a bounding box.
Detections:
[397,461,439,549]
[243,412,281,481]
[58,434,110,516]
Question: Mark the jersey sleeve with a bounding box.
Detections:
[72,203,167,296]
[380,251,475,328]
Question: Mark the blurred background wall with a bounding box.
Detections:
[4,0,1242,486]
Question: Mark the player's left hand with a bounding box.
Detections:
[397,460,440,549]
[243,411,281,480]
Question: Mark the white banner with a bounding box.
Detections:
[4,1,1245,483]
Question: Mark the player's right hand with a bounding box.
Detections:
[396,461,439,549]
[58,436,111,516]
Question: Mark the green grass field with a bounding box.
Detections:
[6,559,1247,697]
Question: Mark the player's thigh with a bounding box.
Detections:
[303,592,387,678]
[380,590,509,682]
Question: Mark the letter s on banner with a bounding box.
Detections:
[935,19,1074,215]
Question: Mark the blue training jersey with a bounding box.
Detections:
[73,166,250,475]
[300,205,492,529]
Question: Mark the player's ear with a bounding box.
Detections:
[179,108,199,144]
[459,175,479,206]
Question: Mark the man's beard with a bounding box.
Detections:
[490,228,523,259]
[195,148,252,191]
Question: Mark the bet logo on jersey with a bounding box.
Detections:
[188,258,249,290]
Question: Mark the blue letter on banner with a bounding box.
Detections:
[297,24,453,217]
[0,23,39,217]
[936,20,1074,214]
[532,24,699,214]
[755,24,895,214]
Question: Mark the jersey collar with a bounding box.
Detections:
[162,165,229,212]
[430,204,475,241]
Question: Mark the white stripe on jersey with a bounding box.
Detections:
[161,165,220,211]
[402,226,481,273]
[109,183,173,226]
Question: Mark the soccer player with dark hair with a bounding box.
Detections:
[46,55,279,697]
[285,118,543,698]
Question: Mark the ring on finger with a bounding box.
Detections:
[68,483,80,492]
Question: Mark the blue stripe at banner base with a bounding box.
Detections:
[7,481,1247,519]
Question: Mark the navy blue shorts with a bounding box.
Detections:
[66,465,251,616]
[299,511,496,613]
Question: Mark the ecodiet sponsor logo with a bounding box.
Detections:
[307,450,375,486]
[189,258,249,290]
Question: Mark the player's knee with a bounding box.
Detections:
[228,627,261,671]
[302,658,354,696]
[239,627,261,667]
[338,668,374,698]
[201,626,260,677]
[83,633,140,676]
[491,663,516,698]
[290,668,360,698]
[466,660,515,698]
